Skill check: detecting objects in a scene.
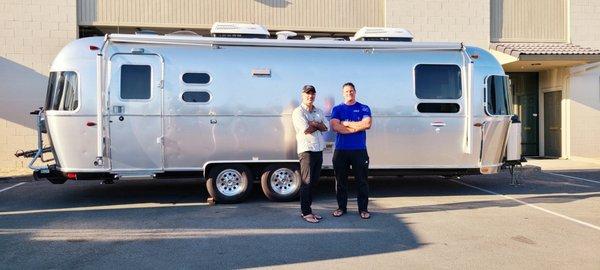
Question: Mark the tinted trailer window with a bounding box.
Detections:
[121,65,151,100]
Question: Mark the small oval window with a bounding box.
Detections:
[182,91,211,103]
[182,73,210,84]
[417,103,460,113]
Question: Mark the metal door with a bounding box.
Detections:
[108,54,163,172]
[508,72,539,156]
[544,91,562,157]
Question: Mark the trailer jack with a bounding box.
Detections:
[504,157,527,186]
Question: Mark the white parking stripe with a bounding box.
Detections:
[0,182,26,193]
[544,172,600,185]
[452,179,600,232]
[0,202,209,216]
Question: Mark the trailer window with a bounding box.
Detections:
[121,65,151,99]
[45,71,79,111]
[417,103,460,113]
[182,73,210,84]
[415,64,462,99]
[44,72,58,110]
[486,76,511,115]
[182,91,211,103]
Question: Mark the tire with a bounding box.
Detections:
[47,177,67,184]
[260,164,301,202]
[206,164,253,203]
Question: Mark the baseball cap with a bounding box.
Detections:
[301,85,316,94]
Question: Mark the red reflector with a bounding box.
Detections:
[66,173,77,180]
[86,121,97,127]
[89,45,99,51]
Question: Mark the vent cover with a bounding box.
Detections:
[352,27,413,42]
[211,22,270,39]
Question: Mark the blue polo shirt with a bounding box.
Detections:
[331,102,371,150]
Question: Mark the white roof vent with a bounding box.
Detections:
[352,27,413,42]
[166,30,200,36]
[210,22,270,39]
[276,31,297,40]
[135,29,160,35]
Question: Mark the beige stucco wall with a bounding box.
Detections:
[570,0,600,49]
[568,64,600,160]
[0,0,77,176]
[385,0,490,48]
[540,65,600,161]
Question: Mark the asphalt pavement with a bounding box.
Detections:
[0,168,599,269]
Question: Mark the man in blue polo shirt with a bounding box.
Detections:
[329,82,372,219]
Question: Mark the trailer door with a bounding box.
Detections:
[410,64,469,167]
[108,54,164,172]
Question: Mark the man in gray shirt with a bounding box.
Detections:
[292,85,328,223]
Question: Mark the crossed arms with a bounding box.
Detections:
[330,117,372,134]
[292,109,329,135]
[304,121,328,134]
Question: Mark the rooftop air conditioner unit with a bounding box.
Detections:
[210,22,270,39]
[352,27,413,42]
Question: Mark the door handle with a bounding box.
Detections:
[430,121,446,127]
[113,106,124,114]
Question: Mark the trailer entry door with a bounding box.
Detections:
[108,54,163,172]
[410,64,468,167]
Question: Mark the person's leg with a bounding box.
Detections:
[298,152,313,216]
[309,151,323,218]
[333,150,349,213]
[351,149,370,213]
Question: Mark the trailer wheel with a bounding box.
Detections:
[260,164,301,202]
[47,177,67,184]
[206,165,253,203]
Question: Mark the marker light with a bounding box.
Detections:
[66,173,77,179]
[89,45,99,51]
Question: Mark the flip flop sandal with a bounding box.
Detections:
[301,214,319,223]
[332,209,346,217]
[359,211,371,219]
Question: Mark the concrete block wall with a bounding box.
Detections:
[0,0,77,176]
[385,0,490,49]
[570,0,600,49]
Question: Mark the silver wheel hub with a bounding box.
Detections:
[216,169,246,197]
[269,168,299,196]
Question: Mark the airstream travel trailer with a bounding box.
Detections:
[22,23,521,203]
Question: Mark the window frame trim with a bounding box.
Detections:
[413,63,464,100]
[415,102,461,114]
[484,74,512,116]
[180,71,213,85]
[119,64,154,102]
[44,70,82,114]
[180,90,213,104]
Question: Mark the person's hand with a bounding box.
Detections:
[342,121,351,127]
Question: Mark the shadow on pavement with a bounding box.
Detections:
[1,169,599,268]
[0,179,421,269]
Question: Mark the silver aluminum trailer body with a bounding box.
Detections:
[33,34,514,201]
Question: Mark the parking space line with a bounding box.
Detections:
[544,172,600,185]
[0,202,209,216]
[0,182,26,193]
[451,179,600,232]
